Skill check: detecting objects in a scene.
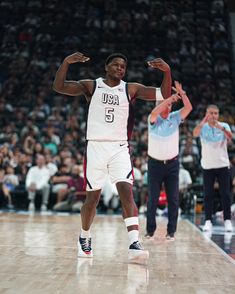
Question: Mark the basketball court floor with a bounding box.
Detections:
[0,212,234,293]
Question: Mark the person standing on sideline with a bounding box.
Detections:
[193,105,233,232]
[145,81,192,240]
[53,51,172,263]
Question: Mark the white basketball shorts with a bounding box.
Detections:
[85,141,133,191]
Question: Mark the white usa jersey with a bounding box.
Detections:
[86,77,133,141]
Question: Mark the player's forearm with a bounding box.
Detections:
[160,69,172,99]
[53,60,70,93]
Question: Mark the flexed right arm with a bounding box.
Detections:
[53,52,91,97]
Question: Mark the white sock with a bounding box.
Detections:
[128,230,139,246]
[81,229,91,238]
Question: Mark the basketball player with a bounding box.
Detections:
[53,51,172,263]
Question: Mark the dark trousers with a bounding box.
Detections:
[146,156,179,234]
[203,167,231,220]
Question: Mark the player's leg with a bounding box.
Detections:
[116,181,138,219]
[78,141,107,258]
[81,190,101,230]
[78,189,101,258]
[116,181,149,263]
[109,142,149,263]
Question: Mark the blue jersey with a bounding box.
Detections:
[200,122,230,169]
[148,110,182,160]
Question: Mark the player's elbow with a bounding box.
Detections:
[52,83,60,93]
[52,81,58,92]
[52,81,64,93]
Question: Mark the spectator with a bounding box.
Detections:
[51,164,72,202]
[53,165,86,212]
[2,165,19,209]
[25,154,51,212]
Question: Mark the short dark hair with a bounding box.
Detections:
[105,53,128,65]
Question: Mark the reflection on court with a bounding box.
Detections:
[0,213,234,293]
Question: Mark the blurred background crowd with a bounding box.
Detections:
[0,0,235,214]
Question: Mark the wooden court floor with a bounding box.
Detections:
[0,212,235,294]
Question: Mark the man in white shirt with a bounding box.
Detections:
[193,104,233,232]
[26,154,51,212]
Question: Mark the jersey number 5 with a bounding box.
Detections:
[105,108,114,123]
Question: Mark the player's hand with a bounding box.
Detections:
[147,58,170,72]
[64,52,90,64]
[172,81,186,96]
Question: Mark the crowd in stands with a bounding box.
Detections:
[0,0,235,213]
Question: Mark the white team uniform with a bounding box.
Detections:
[87,78,130,141]
[85,77,163,191]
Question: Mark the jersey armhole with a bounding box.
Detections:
[91,80,97,96]
[125,83,130,102]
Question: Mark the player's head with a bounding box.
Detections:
[105,53,128,66]
[105,53,127,80]
[206,104,219,122]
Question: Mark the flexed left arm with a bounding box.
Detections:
[148,58,172,99]
[129,58,172,101]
